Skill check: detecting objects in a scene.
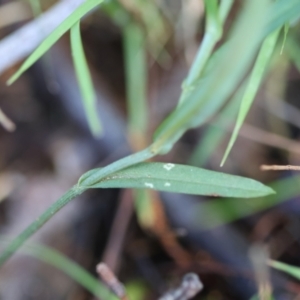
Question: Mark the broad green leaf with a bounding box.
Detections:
[70,21,102,137]
[0,238,114,299]
[78,162,274,198]
[266,0,300,35]
[152,0,270,155]
[268,260,300,280]
[220,28,280,166]
[7,0,104,85]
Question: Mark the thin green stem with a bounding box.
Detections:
[0,186,85,267]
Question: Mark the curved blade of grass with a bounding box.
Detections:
[78,162,274,198]
[152,0,270,155]
[0,238,115,299]
[220,28,280,167]
[268,260,300,280]
[7,0,104,85]
[70,21,102,137]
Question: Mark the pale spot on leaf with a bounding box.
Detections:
[163,163,175,171]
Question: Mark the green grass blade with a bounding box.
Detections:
[152,0,270,155]
[0,186,85,267]
[0,238,115,299]
[28,0,42,17]
[268,260,300,280]
[70,21,102,137]
[123,22,147,137]
[78,162,274,198]
[7,0,105,85]
[280,23,289,54]
[220,28,280,166]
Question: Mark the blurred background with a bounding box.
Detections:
[0,0,300,299]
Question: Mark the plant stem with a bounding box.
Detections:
[0,186,85,267]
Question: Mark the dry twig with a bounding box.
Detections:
[260,165,300,171]
[159,273,203,300]
[96,263,128,300]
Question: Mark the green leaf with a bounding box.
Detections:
[220,28,280,166]
[70,21,102,137]
[268,260,300,280]
[266,0,300,35]
[280,23,289,54]
[7,0,105,85]
[152,0,270,155]
[78,162,275,198]
[123,22,147,135]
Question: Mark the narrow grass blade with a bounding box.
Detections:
[79,162,274,198]
[268,260,300,280]
[70,21,102,137]
[0,186,85,267]
[280,23,289,54]
[0,238,115,299]
[220,28,280,166]
[123,22,147,139]
[28,0,42,17]
[7,0,104,85]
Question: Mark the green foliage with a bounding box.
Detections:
[269,260,300,280]
[221,28,280,166]
[70,21,102,137]
[2,0,300,272]
[79,162,274,198]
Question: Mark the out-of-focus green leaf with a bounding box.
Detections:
[280,23,289,54]
[266,0,300,35]
[269,260,300,280]
[70,21,102,137]
[78,162,274,198]
[220,28,280,166]
[7,0,104,85]
[123,22,147,136]
[152,0,269,155]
